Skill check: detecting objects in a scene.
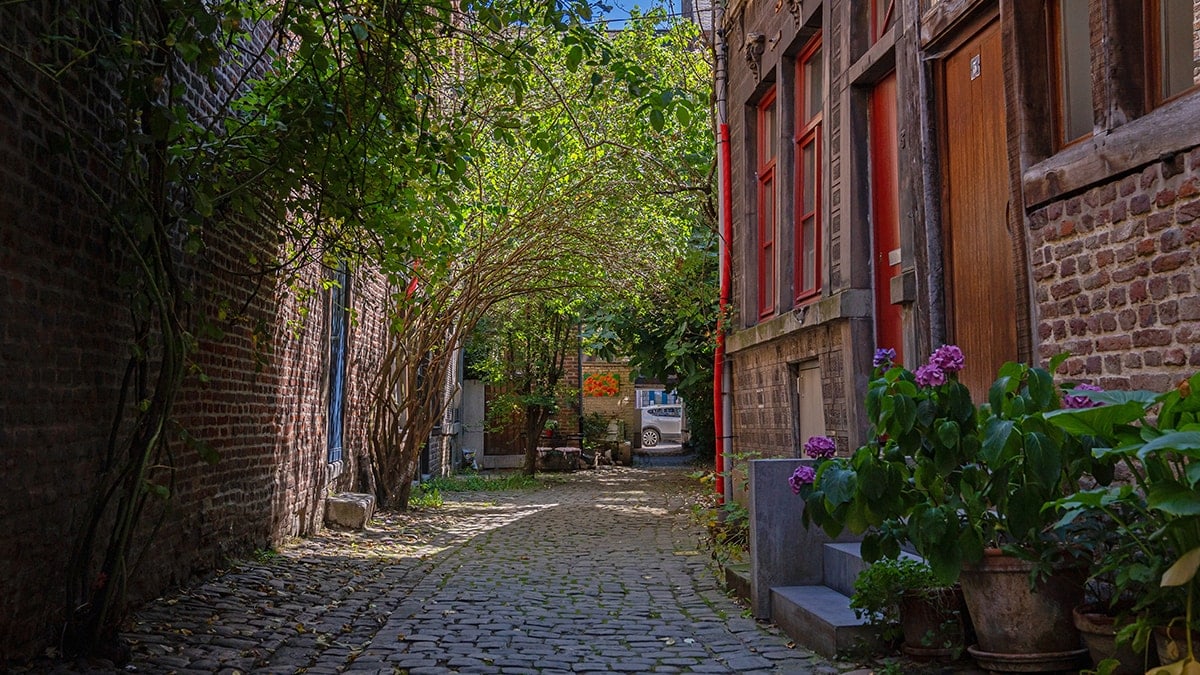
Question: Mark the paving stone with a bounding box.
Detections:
[96,469,840,675]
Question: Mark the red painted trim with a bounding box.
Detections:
[715,123,733,505]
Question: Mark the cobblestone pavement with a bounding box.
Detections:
[84,468,842,674]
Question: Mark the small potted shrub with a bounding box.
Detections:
[850,556,967,659]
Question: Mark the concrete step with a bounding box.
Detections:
[822,541,924,597]
[722,562,751,605]
[770,585,880,658]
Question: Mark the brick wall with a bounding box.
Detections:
[0,7,391,660]
[730,321,848,458]
[1029,146,1200,391]
[580,361,638,442]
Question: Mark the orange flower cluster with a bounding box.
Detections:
[583,372,620,397]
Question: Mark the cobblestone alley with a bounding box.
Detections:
[77,468,839,674]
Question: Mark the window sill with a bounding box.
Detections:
[1023,93,1200,208]
[728,289,872,354]
[326,459,344,484]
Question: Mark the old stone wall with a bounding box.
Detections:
[1029,146,1200,391]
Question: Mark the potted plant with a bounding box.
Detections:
[797,347,1116,671]
[849,556,967,659]
[1047,374,1200,674]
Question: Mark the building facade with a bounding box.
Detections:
[721,0,1200,490]
[0,6,394,659]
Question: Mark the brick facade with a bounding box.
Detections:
[0,7,392,660]
[580,360,638,442]
[1030,148,1200,391]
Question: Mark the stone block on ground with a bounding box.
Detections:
[325,492,376,529]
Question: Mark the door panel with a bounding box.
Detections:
[942,20,1017,398]
[871,72,904,366]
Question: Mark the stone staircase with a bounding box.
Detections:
[739,459,922,658]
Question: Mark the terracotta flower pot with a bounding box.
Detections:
[959,551,1088,672]
[898,587,967,660]
[1072,604,1151,675]
[1155,625,1199,666]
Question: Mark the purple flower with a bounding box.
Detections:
[915,364,947,387]
[873,347,897,368]
[789,465,816,494]
[1063,383,1104,409]
[804,435,837,459]
[930,345,965,373]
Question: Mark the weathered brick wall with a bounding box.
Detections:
[729,322,848,458]
[0,6,392,660]
[1029,146,1200,390]
[580,361,638,442]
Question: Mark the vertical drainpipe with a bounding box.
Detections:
[713,0,733,505]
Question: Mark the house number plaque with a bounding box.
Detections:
[970,54,981,80]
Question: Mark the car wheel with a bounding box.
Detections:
[642,427,660,447]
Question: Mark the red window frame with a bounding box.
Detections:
[757,87,778,319]
[871,0,895,43]
[794,35,823,303]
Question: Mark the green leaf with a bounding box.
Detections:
[1024,431,1062,490]
[1139,431,1200,460]
[566,45,583,72]
[820,464,858,507]
[1006,486,1046,540]
[1146,481,1200,516]
[674,105,691,127]
[648,108,665,132]
[981,418,1015,464]
[936,420,960,449]
[1027,367,1055,411]
[893,394,917,434]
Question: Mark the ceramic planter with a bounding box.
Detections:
[1155,625,1199,666]
[898,587,967,660]
[959,551,1088,672]
[1072,604,1152,675]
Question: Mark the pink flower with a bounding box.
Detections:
[804,435,837,459]
[915,364,947,387]
[931,345,965,373]
[1063,383,1104,409]
[789,465,816,494]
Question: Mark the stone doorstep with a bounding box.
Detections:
[770,585,879,659]
[324,492,376,530]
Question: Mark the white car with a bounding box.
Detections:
[641,405,684,447]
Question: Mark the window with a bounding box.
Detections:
[757,87,778,319]
[871,0,895,43]
[794,35,823,302]
[327,264,349,464]
[1048,0,1092,146]
[1146,0,1200,106]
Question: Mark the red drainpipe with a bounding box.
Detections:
[714,122,732,504]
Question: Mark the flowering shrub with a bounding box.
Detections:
[788,465,816,494]
[799,346,1113,582]
[582,372,620,397]
[804,435,837,459]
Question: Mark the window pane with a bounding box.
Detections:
[806,48,824,121]
[1160,0,1199,100]
[761,98,776,162]
[764,177,775,245]
[802,141,816,213]
[874,0,894,39]
[802,216,816,291]
[1058,0,1092,142]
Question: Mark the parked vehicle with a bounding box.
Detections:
[641,405,685,447]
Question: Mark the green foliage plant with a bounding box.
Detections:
[850,556,944,645]
[801,347,1113,583]
[1047,374,1200,666]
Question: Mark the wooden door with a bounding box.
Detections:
[941,20,1017,398]
[871,72,904,366]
